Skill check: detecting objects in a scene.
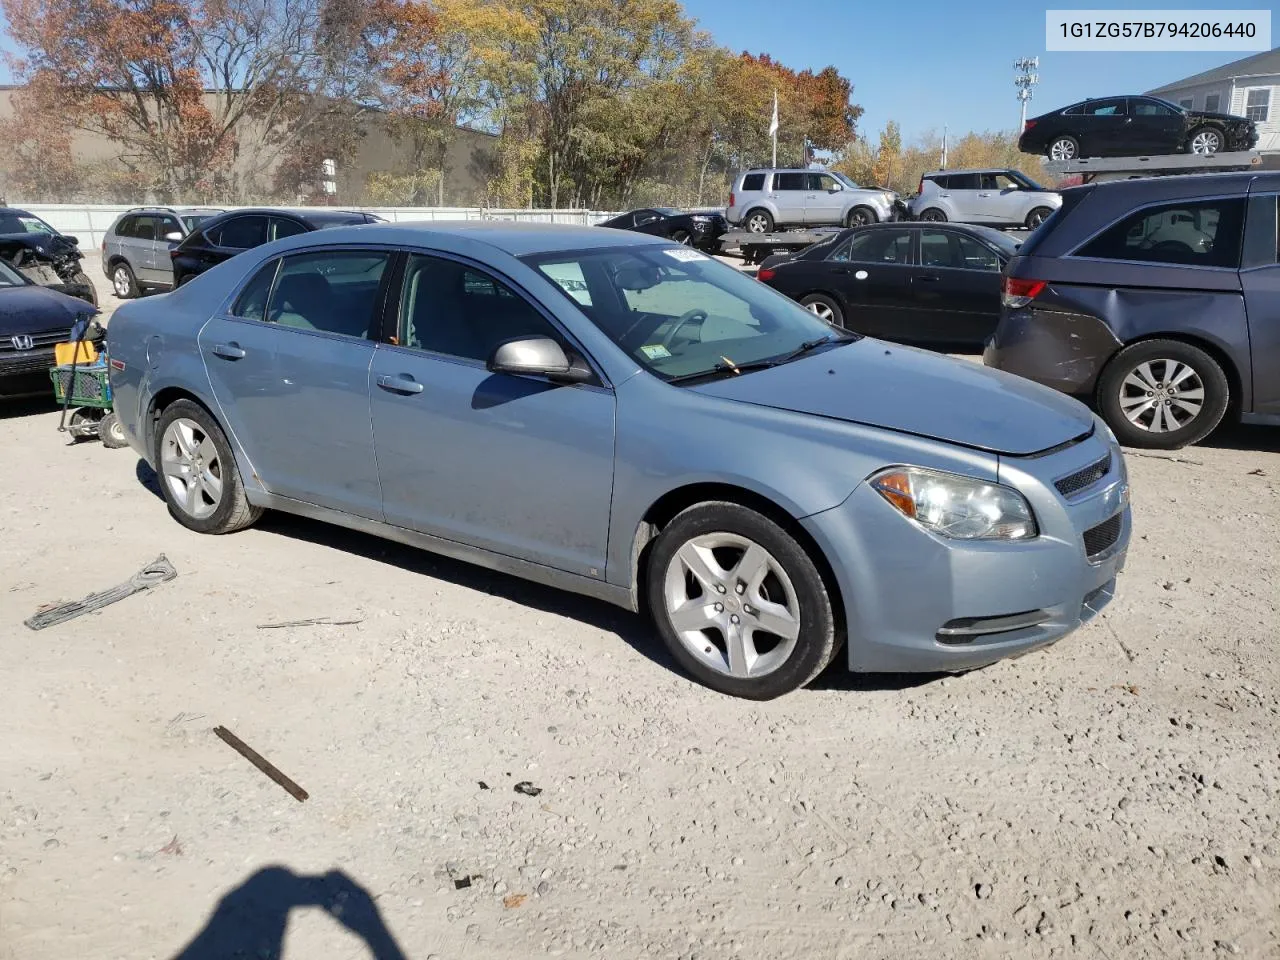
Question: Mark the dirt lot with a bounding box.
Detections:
[2,265,1279,959]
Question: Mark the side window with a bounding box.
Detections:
[773,172,806,191]
[115,216,136,239]
[840,229,912,264]
[265,251,389,337]
[809,173,838,191]
[398,254,559,363]
[1076,197,1247,268]
[1241,194,1278,268]
[947,173,980,190]
[946,233,1001,271]
[270,218,308,241]
[133,215,158,242]
[231,259,280,321]
[926,175,947,190]
[634,211,661,226]
[1082,98,1125,117]
[740,173,766,191]
[217,216,268,250]
[1131,98,1176,117]
[158,216,181,240]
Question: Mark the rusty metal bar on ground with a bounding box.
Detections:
[213,726,309,802]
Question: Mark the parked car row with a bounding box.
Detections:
[596,207,728,252]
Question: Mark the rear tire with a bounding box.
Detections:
[1096,339,1229,450]
[154,399,262,534]
[1047,136,1079,161]
[918,208,947,222]
[800,293,845,329]
[70,270,98,306]
[646,501,838,700]
[743,209,774,234]
[1025,206,1054,229]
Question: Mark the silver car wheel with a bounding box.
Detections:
[662,532,801,679]
[113,266,132,297]
[1049,138,1077,160]
[805,301,835,322]
[1190,129,1223,155]
[160,417,224,519]
[1118,359,1205,434]
[746,213,769,233]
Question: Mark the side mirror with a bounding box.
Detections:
[164,231,183,243]
[488,336,591,384]
[63,234,79,245]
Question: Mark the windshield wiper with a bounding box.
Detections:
[665,356,780,385]
[771,334,852,364]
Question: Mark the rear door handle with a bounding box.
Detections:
[211,342,245,360]
[831,266,850,274]
[377,374,425,395]
[915,275,941,283]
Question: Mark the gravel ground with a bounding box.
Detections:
[2,256,1278,959]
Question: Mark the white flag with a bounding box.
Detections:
[768,91,778,137]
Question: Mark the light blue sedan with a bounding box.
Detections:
[106,222,1130,699]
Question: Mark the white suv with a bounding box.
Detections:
[727,169,898,233]
[909,169,1061,229]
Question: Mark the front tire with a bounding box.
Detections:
[112,263,139,299]
[845,206,876,227]
[646,502,838,700]
[743,209,774,234]
[1047,136,1079,161]
[1097,339,1229,449]
[155,399,262,533]
[1187,125,1224,155]
[670,229,692,245]
[918,208,947,222]
[800,293,845,329]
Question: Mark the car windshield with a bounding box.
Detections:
[0,211,56,236]
[832,172,859,189]
[1007,170,1044,190]
[527,246,848,381]
[0,259,29,286]
[652,207,682,216]
[971,227,1021,257]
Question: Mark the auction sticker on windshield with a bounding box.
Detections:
[664,248,709,262]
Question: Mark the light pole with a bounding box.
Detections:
[1014,57,1040,133]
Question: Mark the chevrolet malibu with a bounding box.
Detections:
[106,222,1130,699]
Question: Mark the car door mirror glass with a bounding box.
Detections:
[488,336,588,383]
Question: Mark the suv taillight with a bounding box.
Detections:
[729,191,735,208]
[1002,276,1045,309]
[917,177,925,195]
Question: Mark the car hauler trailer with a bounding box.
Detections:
[1043,150,1262,184]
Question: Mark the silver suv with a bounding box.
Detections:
[909,169,1061,229]
[727,169,897,233]
[101,206,223,298]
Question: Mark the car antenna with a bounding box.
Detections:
[719,355,740,375]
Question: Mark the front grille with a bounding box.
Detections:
[0,347,55,375]
[0,329,67,353]
[1055,453,1111,497]
[1083,513,1123,559]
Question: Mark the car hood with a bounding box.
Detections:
[1186,110,1250,125]
[0,284,93,336]
[691,340,1094,456]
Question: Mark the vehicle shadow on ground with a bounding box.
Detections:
[1200,422,1280,454]
[0,396,58,419]
[133,460,678,674]
[170,866,407,960]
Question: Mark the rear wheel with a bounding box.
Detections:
[743,209,774,234]
[1097,339,1229,449]
[646,502,839,699]
[918,208,947,222]
[800,293,845,328]
[1187,125,1224,155]
[111,263,138,299]
[155,399,262,534]
[1048,136,1079,161]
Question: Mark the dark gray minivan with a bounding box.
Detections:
[985,171,1280,449]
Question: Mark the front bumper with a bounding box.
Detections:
[0,347,56,397]
[803,425,1130,673]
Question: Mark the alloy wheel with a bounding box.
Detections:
[805,301,835,322]
[113,267,132,297]
[1190,130,1223,155]
[1049,138,1077,161]
[662,532,801,679]
[746,214,769,233]
[1118,359,1205,434]
[160,417,224,519]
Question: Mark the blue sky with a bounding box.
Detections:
[680,0,1268,145]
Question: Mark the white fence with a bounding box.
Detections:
[12,204,620,249]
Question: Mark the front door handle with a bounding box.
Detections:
[211,342,246,360]
[377,374,424,395]
[915,275,941,283]
[831,266,850,274]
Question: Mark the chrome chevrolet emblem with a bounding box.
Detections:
[10,334,34,350]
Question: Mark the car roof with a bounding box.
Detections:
[1065,169,1279,198]
[257,220,671,257]
[199,207,370,227]
[925,168,1020,176]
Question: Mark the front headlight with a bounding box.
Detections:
[691,214,712,222]
[870,466,1037,540]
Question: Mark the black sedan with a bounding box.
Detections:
[171,208,384,286]
[0,258,98,398]
[1019,95,1258,161]
[597,208,727,252]
[756,222,1020,349]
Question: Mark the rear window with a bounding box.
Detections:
[1075,197,1246,268]
[740,173,766,191]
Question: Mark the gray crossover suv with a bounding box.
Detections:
[727,169,898,233]
[107,221,1129,699]
[910,169,1062,229]
[102,206,223,298]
